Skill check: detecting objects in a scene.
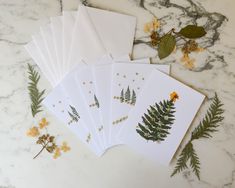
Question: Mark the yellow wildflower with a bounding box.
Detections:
[152,17,160,30]
[39,118,49,129]
[195,47,204,52]
[60,142,71,152]
[53,147,61,159]
[144,22,152,33]
[27,126,40,137]
[144,17,160,33]
[170,92,179,102]
[180,53,195,69]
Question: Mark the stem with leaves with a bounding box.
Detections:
[171,93,224,180]
[27,64,45,117]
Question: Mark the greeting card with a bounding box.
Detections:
[110,63,170,145]
[120,69,205,165]
[43,81,104,156]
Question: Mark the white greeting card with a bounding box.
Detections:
[73,63,107,149]
[110,63,170,145]
[120,69,205,165]
[59,66,106,152]
[43,82,104,156]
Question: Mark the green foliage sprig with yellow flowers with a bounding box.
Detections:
[144,18,206,68]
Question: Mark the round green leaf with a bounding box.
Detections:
[179,25,206,39]
[158,34,176,60]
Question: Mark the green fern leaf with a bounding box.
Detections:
[171,93,224,180]
[27,64,45,117]
[191,93,224,140]
[136,98,176,142]
[171,142,192,177]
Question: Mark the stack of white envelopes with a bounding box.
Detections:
[25,5,205,165]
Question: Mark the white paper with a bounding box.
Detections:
[51,16,63,78]
[24,41,56,86]
[43,82,104,156]
[62,11,77,73]
[40,24,61,86]
[109,63,170,145]
[67,5,136,72]
[120,69,205,165]
[73,64,106,149]
[85,6,136,59]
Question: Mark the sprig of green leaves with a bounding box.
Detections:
[171,93,224,180]
[27,64,45,117]
[151,25,206,59]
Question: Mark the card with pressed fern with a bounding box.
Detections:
[136,92,178,142]
[120,69,205,165]
[109,62,170,146]
[42,75,105,156]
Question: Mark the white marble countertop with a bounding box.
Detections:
[0,0,235,187]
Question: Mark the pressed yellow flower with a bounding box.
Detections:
[144,17,160,33]
[53,147,61,159]
[180,53,195,69]
[60,142,71,152]
[170,92,179,102]
[152,17,160,30]
[27,126,40,137]
[195,47,204,52]
[39,118,49,129]
[144,22,152,33]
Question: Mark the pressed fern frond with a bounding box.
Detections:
[171,93,224,180]
[27,64,45,117]
[191,93,224,140]
[189,144,200,180]
[171,142,191,177]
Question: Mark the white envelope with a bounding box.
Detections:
[51,16,63,78]
[67,5,136,71]
[24,41,56,86]
[62,11,77,73]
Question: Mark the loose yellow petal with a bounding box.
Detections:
[152,17,160,30]
[180,53,190,63]
[61,142,71,152]
[144,22,152,33]
[27,126,40,137]
[39,118,49,129]
[53,147,61,159]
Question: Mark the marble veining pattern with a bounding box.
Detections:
[0,0,234,187]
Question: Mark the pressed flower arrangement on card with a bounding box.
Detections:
[24,4,225,181]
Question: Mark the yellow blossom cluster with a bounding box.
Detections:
[27,117,71,159]
[144,17,160,33]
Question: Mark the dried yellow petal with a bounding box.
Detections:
[61,142,71,152]
[53,147,61,159]
[27,126,40,137]
[39,118,49,129]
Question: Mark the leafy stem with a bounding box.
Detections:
[171,93,224,180]
[27,64,45,117]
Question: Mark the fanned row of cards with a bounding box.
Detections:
[25,5,205,165]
